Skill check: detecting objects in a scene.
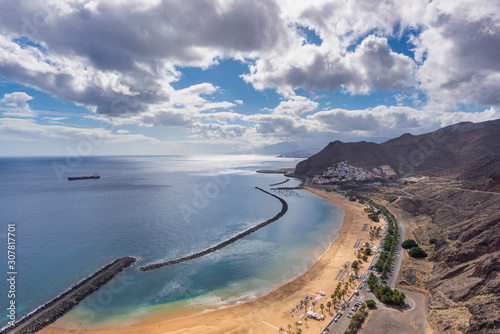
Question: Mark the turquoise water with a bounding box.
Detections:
[0,155,343,329]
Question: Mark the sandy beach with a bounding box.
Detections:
[42,187,383,334]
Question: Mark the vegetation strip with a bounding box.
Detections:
[349,193,399,280]
[139,187,288,271]
[348,192,406,307]
[0,257,136,334]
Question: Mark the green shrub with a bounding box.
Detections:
[401,239,418,249]
[366,300,376,308]
[386,196,398,203]
[409,246,428,258]
[367,273,406,306]
[368,212,380,222]
[429,238,437,244]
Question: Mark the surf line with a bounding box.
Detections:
[139,187,288,271]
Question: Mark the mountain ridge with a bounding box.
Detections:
[295,119,500,177]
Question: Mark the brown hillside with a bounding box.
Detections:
[396,187,500,333]
[433,155,500,193]
[295,119,500,177]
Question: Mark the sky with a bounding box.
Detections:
[0,0,499,156]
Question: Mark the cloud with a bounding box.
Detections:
[271,94,319,116]
[0,0,499,147]
[243,34,415,95]
[415,0,500,108]
[243,105,500,141]
[1,91,36,117]
[243,113,314,136]
[0,117,158,143]
[0,0,288,119]
[191,123,247,139]
[2,92,33,105]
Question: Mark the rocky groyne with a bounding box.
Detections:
[139,187,288,271]
[269,179,290,186]
[1,257,136,334]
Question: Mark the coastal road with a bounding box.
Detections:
[387,207,404,289]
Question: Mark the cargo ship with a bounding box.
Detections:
[68,173,100,181]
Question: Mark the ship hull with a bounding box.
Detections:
[67,176,100,181]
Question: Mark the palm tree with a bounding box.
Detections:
[305,316,308,328]
[279,327,284,333]
[320,303,325,314]
[300,300,303,311]
[331,293,335,300]
[312,301,316,311]
[341,289,346,301]
[327,301,332,313]
[304,299,308,311]
[287,323,292,334]
[349,277,353,286]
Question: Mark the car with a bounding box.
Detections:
[348,311,354,315]
[333,317,338,322]
[347,315,352,318]
[368,266,373,270]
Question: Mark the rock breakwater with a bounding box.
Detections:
[1,257,136,334]
[139,187,288,271]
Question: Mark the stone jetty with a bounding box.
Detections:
[1,257,136,334]
[139,187,288,271]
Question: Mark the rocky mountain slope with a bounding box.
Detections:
[295,119,500,177]
[396,185,500,333]
[448,155,500,193]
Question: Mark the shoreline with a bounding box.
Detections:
[43,187,380,334]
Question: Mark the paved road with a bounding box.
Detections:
[387,207,404,289]
[435,185,500,196]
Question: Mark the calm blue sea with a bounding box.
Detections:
[0,155,343,329]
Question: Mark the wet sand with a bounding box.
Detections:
[42,188,382,334]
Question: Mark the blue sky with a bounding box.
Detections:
[0,0,499,156]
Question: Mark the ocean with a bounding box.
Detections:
[0,155,343,329]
